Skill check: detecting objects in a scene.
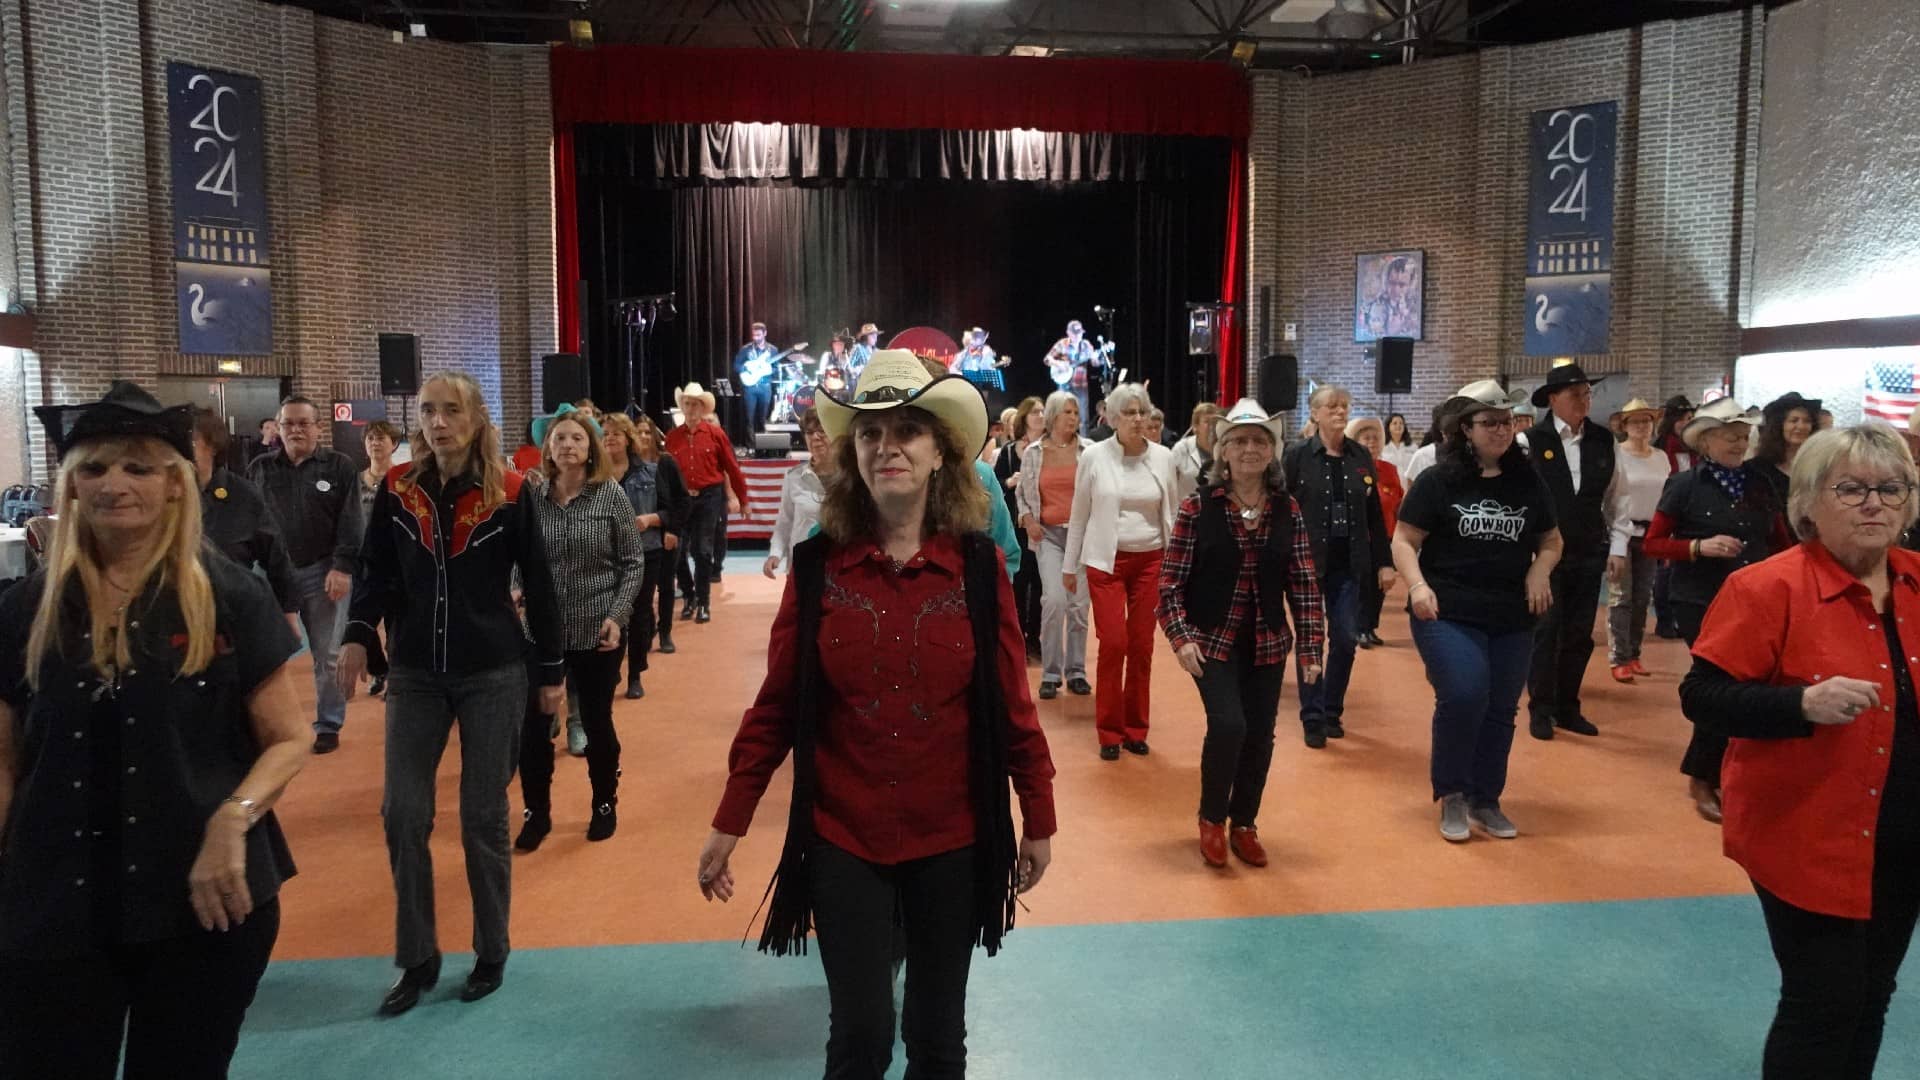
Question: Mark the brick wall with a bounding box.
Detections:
[0,0,555,481]
[1246,9,1763,435]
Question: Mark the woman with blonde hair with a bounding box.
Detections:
[339,370,566,1014]
[1,382,311,1075]
[1018,391,1091,698]
[697,350,1056,1076]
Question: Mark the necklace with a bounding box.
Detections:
[1229,491,1265,524]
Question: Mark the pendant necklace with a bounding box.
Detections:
[1230,493,1264,524]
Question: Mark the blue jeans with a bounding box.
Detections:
[1411,617,1533,807]
[1297,572,1359,730]
[292,561,348,734]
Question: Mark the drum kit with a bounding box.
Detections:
[768,359,821,426]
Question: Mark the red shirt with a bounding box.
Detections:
[510,444,543,474]
[1374,458,1403,539]
[713,533,1058,863]
[1693,542,1920,918]
[665,420,749,503]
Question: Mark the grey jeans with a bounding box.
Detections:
[1606,535,1654,665]
[291,561,348,734]
[382,663,528,969]
[1036,525,1089,685]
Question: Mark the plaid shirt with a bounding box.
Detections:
[1158,491,1326,668]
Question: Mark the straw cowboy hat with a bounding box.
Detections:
[813,348,988,455]
[530,402,601,448]
[1530,363,1607,408]
[1213,397,1287,445]
[857,323,883,339]
[1612,397,1661,423]
[1681,396,1763,451]
[674,381,717,412]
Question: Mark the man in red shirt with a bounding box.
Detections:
[665,382,748,624]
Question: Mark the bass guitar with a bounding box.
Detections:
[737,342,811,388]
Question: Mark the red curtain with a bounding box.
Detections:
[1218,141,1247,404]
[550,45,1252,356]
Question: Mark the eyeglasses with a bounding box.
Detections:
[1469,417,1515,431]
[1829,481,1914,508]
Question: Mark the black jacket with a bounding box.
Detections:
[1525,418,1617,559]
[244,446,364,573]
[1660,462,1787,608]
[345,464,565,687]
[1280,434,1390,590]
[200,467,297,613]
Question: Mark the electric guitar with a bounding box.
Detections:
[1047,339,1116,389]
[737,342,811,388]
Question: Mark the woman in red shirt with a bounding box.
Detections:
[1680,423,1920,1078]
[1345,416,1403,648]
[696,350,1057,1077]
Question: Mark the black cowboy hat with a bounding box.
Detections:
[1531,363,1609,409]
[34,380,196,462]
[1661,393,1695,412]
[1762,391,1823,423]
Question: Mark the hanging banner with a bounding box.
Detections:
[168,63,272,355]
[1524,101,1616,357]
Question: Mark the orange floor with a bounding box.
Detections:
[269,567,1745,963]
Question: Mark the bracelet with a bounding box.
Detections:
[221,796,259,828]
[1408,582,1431,593]
[1690,539,1701,560]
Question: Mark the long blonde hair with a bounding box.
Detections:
[405,371,509,510]
[26,436,214,687]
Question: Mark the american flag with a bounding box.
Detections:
[1864,359,1920,424]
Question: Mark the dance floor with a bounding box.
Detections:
[233,554,1920,1078]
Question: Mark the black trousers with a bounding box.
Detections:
[1754,874,1920,1079]
[1360,586,1387,635]
[0,900,280,1080]
[810,842,975,1080]
[1672,601,1728,784]
[677,487,726,606]
[366,624,390,679]
[520,647,624,812]
[628,547,674,675]
[1528,554,1606,724]
[1012,529,1041,646]
[1193,635,1287,827]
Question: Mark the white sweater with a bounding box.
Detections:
[1064,438,1179,575]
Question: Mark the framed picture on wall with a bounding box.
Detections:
[1354,250,1425,342]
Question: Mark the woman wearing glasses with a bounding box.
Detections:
[1644,397,1792,822]
[1679,423,1920,1079]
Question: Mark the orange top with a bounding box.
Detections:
[1039,461,1076,527]
[1692,542,1920,919]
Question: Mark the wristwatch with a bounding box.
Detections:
[221,796,260,828]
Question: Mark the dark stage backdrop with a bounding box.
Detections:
[575,124,1230,434]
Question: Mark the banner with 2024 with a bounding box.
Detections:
[1524,101,1617,358]
[168,62,273,356]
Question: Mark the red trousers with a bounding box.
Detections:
[1087,548,1163,747]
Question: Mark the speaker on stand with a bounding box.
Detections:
[1257,354,1298,416]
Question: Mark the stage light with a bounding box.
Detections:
[1230,39,1257,66]
[408,22,427,38]
[569,18,594,46]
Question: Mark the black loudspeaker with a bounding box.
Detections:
[541,354,591,413]
[378,333,421,395]
[1257,354,1298,414]
[1376,337,1414,394]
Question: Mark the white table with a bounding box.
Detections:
[0,526,27,579]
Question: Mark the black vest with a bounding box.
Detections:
[1527,419,1616,558]
[1664,463,1785,608]
[1183,488,1294,634]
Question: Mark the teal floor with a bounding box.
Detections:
[232,895,1920,1079]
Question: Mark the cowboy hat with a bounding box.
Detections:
[1763,391,1822,425]
[1681,397,1763,451]
[35,380,195,462]
[674,381,717,412]
[1512,400,1537,418]
[1662,393,1695,413]
[965,326,988,340]
[813,348,988,455]
[857,323,883,339]
[531,402,602,448]
[1530,363,1608,408]
[1613,397,1660,422]
[1213,397,1287,445]
[1456,379,1530,413]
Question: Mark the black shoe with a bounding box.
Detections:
[625,678,644,700]
[1529,715,1555,741]
[1038,682,1059,700]
[1655,624,1682,640]
[378,952,442,1017]
[1356,634,1374,650]
[368,676,387,697]
[656,633,676,654]
[587,802,617,842]
[694,604,711,624]
[1122,739,1150,756]
[313,731,340,755]
[1066,677,1092,696]
[1324,719,1345,739]
[460,960,505,1003]
[514,809,551,853]
[681,600,697,621]
[1557,714,1600,737]
[1099,745,1121,761]
[1363,631,1384,647]
[1304,727,1327,750]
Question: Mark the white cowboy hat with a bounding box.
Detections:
[1681,396,1763,451]
[813,348,989,455]
[1455,379,1529,412]
[674,382,716,412]
[1213,397,1287,445]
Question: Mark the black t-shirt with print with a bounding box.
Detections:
[1397,464,1558,634]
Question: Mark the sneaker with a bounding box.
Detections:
[1610,664,1635,684]
[566,719,588,757]
[1468,804,1518,839]
[1038,682,1059,700]
[1439,794,1471,842]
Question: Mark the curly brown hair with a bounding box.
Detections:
[817,406,988,543]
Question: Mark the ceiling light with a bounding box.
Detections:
[1009,44,1052,57]
[408,22,427,38]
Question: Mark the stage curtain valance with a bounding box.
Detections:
[579,122,1232,185]
[550,46,1251,139]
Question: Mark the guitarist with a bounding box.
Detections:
[732,322,780,438]
[848,322,882,390]
[1046,320,1105,434]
